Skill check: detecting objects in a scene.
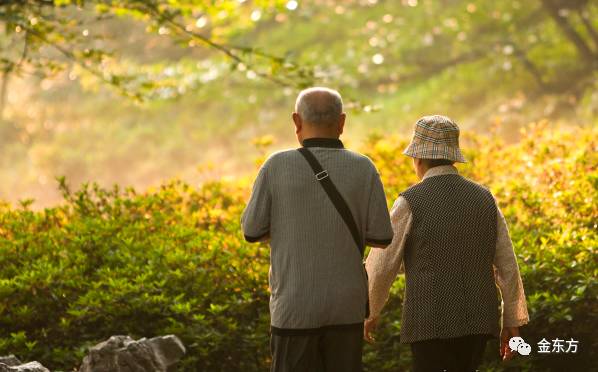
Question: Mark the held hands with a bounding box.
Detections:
[364,316,379,343]
[500,326,520,361]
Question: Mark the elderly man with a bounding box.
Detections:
[364,115,529,372]
[242,87,393,372]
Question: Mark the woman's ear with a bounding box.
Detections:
[413,158,426,179]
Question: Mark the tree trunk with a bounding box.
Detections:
[512,44,546,90]
[541,0,596,65]
[0,68,10,121]
[577,9,598,52]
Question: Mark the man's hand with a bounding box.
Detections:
[500,326,520,361]
[364,316,379,343]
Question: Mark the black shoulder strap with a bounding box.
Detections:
[297,147,364,256]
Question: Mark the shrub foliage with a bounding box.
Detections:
[0,123,596,371]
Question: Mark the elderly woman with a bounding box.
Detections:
[364,115,529,372]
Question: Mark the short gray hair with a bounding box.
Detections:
[295,87,343,127]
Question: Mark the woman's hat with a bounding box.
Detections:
[403,115,467,163]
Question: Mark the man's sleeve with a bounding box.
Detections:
[241,163,271,243]
[365,170,394,247]
[493,202,530,327]
[365,197,412,320]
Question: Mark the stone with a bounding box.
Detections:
[0,356,21,367]
[79,335,185,372]
[0,361,50,372]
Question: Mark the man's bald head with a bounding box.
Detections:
[295,87,343,127]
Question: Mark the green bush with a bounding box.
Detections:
[0,179,271,371]
[0,123,596,371]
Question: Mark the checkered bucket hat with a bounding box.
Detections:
[403,115,467,163]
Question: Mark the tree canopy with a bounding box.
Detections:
[0,0,596,205]
[1,0,596,103]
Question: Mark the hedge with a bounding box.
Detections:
[0,122,596,371]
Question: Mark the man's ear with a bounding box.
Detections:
[338,113,346,135]
[292,112,302,134]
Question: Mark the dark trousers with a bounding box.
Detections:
[270,324,364,372]
[410,334,490,372]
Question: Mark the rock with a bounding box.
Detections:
[79,335,185,372]
[0,356,50,372]
[0,361,50,372]
[0,356,21,367]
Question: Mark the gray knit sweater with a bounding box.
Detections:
[242,138,393,331]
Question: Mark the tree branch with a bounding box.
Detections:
[0,69,10,119]
[541,0,596,65]
[21,24,142,100]
[141,3,306,89]
[511,42,547,90]
[577,8,598,52]
[0,30,28,119]
[357,50,486,91]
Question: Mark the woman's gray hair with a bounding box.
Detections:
[295,87,343,127]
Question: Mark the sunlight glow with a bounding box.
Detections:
[372,53,384,65]
[251,10,262,22]
[196,16,208,28]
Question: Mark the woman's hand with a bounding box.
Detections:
[500,327,520,361]
[364,316,379,343]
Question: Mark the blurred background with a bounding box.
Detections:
[1,0,596,207]
[1,2,597,371]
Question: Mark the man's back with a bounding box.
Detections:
[242,138,393,332]
[248,88,394,372]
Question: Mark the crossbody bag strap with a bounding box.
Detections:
[297,147,364,256]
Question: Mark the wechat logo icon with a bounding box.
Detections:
[509,336,531,356]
